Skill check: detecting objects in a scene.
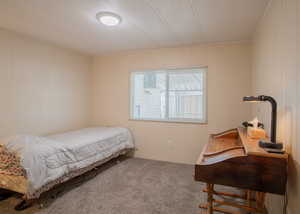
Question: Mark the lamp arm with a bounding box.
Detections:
[259,95,277,143]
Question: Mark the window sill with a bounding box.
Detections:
[128,118,207,125]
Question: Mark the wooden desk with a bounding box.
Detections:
[195,128,288,213]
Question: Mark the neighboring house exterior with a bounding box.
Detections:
[133,71,203,121]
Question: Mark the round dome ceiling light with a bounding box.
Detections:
[96,12,121,26]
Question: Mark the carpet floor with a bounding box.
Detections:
[0,157,245,214]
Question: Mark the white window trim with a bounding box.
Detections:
[129,67,207,124]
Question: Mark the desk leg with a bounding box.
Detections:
[246,190,252,214]
[246,190,251,206]
[256,192,266,213]
[207,183,214,214]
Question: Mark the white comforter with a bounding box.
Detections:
[1,127,134,196]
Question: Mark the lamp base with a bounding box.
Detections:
[264,148,285,154]
[259,141,283,149]
[259,141,284,154]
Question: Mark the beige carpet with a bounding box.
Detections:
[0,157,245,214]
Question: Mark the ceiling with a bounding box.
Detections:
[0,0,269,55]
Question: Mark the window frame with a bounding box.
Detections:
[129,67,207,124]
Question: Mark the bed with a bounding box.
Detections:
[0,127,134,209]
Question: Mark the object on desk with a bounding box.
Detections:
[246,117,266,139]
[247,127,266,139]
[194,127,288,214]
[243,95,283,150]
[243,117,264,129]
[242,121,264,129]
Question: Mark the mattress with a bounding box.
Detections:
[0,127,134,198]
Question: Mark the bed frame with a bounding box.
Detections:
[0,174,28,194]
[0,148,132,211]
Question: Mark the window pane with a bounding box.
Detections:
[131,68,206,123]
[168,71,204,120]
[144,73,157,88]
[169,91,203,120]
[169,71,202,91]
[132,72,166,120]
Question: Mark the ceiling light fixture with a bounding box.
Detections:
[96,12,121,26]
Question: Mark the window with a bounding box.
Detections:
[130,67,207,123]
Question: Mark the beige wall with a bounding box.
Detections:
[92,43,252,164]
[0,29,92,137]
[252,0,300,213]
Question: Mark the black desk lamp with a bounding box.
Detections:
[243,95,283,150]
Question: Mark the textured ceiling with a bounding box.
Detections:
[0,0,269,55]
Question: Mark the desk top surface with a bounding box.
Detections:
[196,127,288,166]
[238,127,288,159]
